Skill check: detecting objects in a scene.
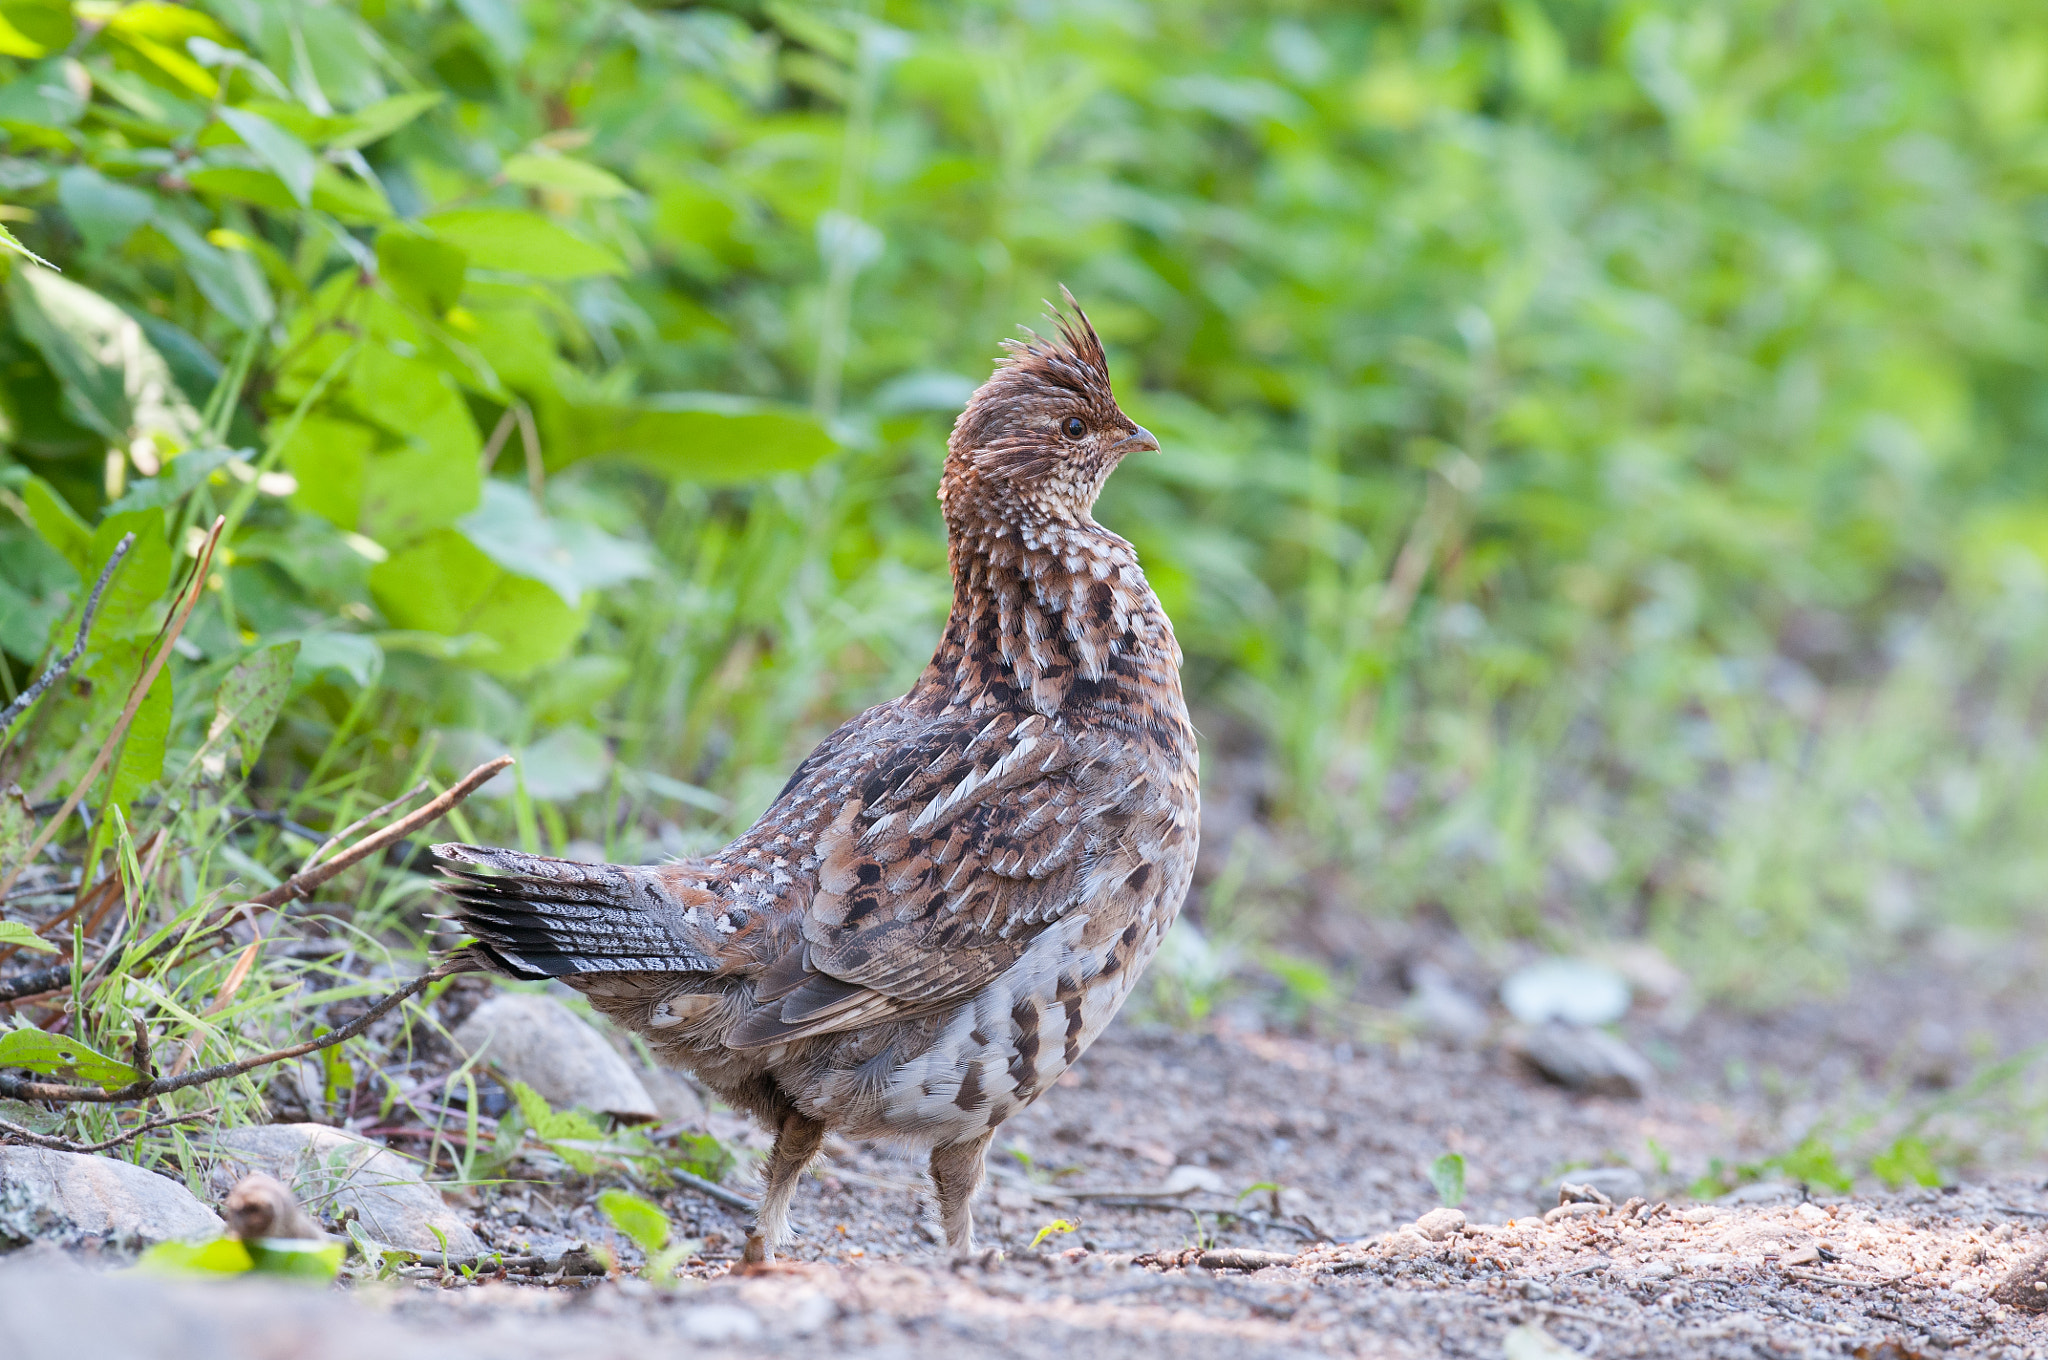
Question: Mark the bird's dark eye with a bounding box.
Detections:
[1062,416,1087,439]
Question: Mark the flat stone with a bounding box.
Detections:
[0,1147,222,1253]
[211,1124,480,1255]
[1513,1023,1655,1097]
[1403,964,1490,1046]
[453,993,658,1123]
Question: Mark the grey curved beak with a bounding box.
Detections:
[1115,424,1160,454]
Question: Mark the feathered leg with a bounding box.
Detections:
[742,1110,826,1265]
[930,1129,995,1260]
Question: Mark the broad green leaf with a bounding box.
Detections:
[105,447,240,515]
[419,208,624,278]
[138,1237,253,1276]
[507,726,611,802]
[456,481,653,608]
[218,106,317,206]
[664,1131,734,1185]
[452,0,528,62]
[155,216,274,331]
[185,162,393,222]
[597,1189,668,1254]
[502,153,632,199]
[105,663,170,811]
[507,1080,603,1173]
[369,530,585,677]
[0,0,74,58]
[246,1238,345,1281]
[203,640,300,780]
[375,230,468,316]
[543,395,837,484]
[0,57,88,127]
[9,266,204,446]
[0,922,55,956]
[281,416,375,530]
[56,165,154,253]
[290,632,382,688]
[21,475,91,574]
[329,91,442,149]
[104,1,232,46]
[8,268,131,441]
[346,347,482,543]
[0,1028,140,1087]
[87,510,171,641]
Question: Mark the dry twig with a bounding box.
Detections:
[0,532,134,739]
[0,1105,216,1153]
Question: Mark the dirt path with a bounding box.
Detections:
[9,946,2048,1359]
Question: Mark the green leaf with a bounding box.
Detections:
[456,481,652,608]
[329,91,442,150]
[0,1027,140,1087]
[0,0,76,59]
[507,1080,604,1173]
[375,229,468,316]
[138,1236,254,1276]
[21,475,91,575]
[1869,1136,1942,1190]
[418,208,624,278]
[542,396,837,484]
[1429,1152,1466,1207]
[502,153,632,200]
[87,510,172,641]
[280,416,376,531]
[56,166,154,253]
[155,216,274,332]
[0,922,57,955]
[663,1130,735,1185]
[186,163,393,222]
[246,1237,345,1281]
[0,220,54,269]
[217,106,318,206]
[105,662,170,811]
[1766,1136,1853,1194]
[9,268,131,441]
[0,57,87,127]
[203,641,300,781]
[597,1189,669,1254]
[369,530,585,677]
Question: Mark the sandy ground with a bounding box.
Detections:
[12,932,2048,1358]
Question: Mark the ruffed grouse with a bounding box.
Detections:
[437,298,1199,1262]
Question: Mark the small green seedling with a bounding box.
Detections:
[598,1189,698,1284]
[1030,1217,1078,1251]
[1870,1135,1942,1189]
[1430,1152,1467,1208]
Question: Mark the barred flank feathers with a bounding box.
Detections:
[433,842,714,980]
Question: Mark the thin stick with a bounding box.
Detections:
[0,757,511,1005]
[300,780,429,876]
[0,970,441,1104]
[0,1105,217,1153]
[0,520,222,902]
[0,532,135,738]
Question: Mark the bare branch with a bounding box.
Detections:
[0,532,135,738]
[0,1105,217,1153]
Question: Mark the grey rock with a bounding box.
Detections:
[0,1147,222,1253]
[675,1303,765,1343]
[1538,1167,1645,1210]
[453,993,658,1123]
[1513,1023,1655,1097]
[211,1124,480,1255]
[1715,1180,1799,1206]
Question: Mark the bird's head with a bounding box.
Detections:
[940,291,1158,532]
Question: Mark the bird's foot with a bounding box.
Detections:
[741,1232,771,1266]
[949,1245,1005,1271]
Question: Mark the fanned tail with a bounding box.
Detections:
[433,843,717,981]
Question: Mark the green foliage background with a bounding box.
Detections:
[6,0,2048,1003]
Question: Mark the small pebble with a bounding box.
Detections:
[1411,1207,1466,1241]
